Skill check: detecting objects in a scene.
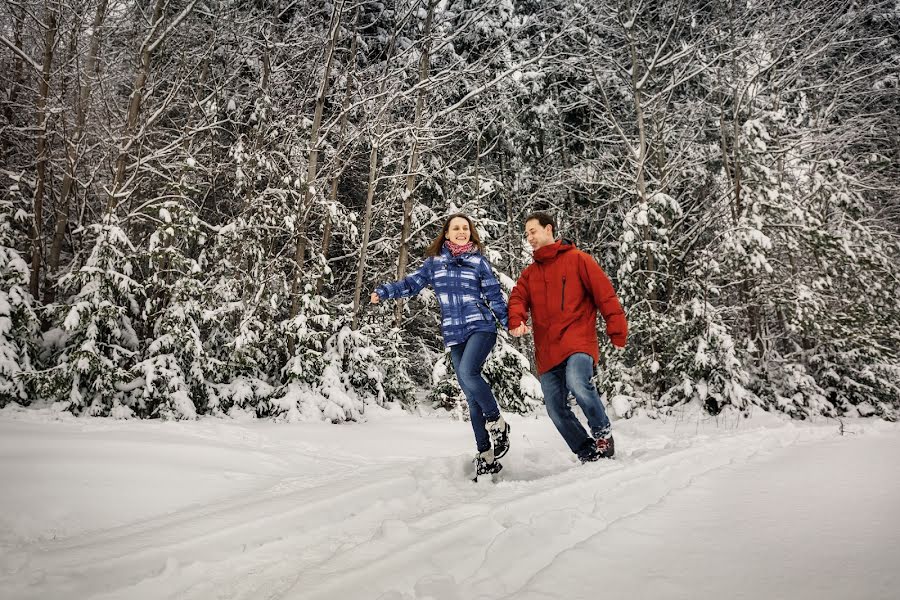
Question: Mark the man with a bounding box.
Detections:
[509,212,627,462]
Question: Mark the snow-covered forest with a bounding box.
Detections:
[2,0,899,422]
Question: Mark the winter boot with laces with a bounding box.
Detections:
[473,448,503,481]
[485,415,511,459]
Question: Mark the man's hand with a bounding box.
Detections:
[370,292,380,304]
[510,323,531,337]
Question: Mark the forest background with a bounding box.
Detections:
[1,0,898,423]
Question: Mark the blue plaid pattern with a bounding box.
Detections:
[376,247,509,347]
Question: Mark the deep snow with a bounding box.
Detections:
[1,403,897,600]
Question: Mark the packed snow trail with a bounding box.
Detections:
[1,405,897,600]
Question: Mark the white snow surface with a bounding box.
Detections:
[1,404,898,600]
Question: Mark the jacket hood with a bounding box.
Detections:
[533,239,575,263]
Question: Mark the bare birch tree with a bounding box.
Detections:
[288,0,344,322]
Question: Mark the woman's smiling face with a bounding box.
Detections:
[447,217,471,244]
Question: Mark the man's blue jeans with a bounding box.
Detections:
[450,332,500,452]
[539,353,611,458]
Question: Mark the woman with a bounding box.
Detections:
[371,213,511,477]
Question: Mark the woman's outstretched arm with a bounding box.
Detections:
[372,260,433,302]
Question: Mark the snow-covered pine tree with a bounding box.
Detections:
[429,338,542,417]
[34,215,142,417]
[428,352,467,419]
[202,212,289,417]
[263,287,331,421]
[768,159,900,420]
[131,200,215,419]
[200,83,318,417]
[0,198,39,407]
[616,192,757,416]
[483,336,542,414]
[371,324,417,409]
[319,320,383,422]
[270,296,413,424]
[717,97,900,420]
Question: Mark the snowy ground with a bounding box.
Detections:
[1,403,898,600]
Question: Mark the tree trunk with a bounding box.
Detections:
[348,10,403,326]
[289,0,344,320]
[46,0,109,302]
[627,34,657,307]
[108,0,166,213]
[30,3,58,298]
[501,146,516,274]
[317,10,359,295]
[474,134,481,206]
[2,5,26,159]
[352,142,379,329]
[394,0,437,326]
[108,0,199,212]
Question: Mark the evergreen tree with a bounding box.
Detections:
[0,199,39,407]
[429,337,542,418]
[33,215,142,417]
[131,200,214,419]
[428,352,467,419]
[483,335,542,414]
[372,325,417,409]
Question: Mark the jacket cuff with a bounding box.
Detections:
[609,333,627,348]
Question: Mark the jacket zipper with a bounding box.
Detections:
[561,276,567,311]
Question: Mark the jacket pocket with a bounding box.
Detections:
[561,276,567,311]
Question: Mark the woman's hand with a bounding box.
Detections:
[370,292,380,304]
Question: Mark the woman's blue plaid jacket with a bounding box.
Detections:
[376,247,509,347]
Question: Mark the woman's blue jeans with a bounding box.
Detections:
[539,353,611,458]
[449,332,500,452]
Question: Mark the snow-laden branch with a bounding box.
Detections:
[590,64,637,160]
[426,42,561,127]
[0,33,41,74]
[147,0,201,54]
[635,0,685,91]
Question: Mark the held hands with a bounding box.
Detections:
[509,322,531,337]
[370,292,380,304]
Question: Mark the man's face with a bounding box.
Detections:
[524,219,554,250]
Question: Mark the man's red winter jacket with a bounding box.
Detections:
[508,240,627,375]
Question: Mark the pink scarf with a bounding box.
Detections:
[444,240,476,257]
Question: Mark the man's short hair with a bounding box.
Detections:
[525,211,556,235]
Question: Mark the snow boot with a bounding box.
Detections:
[485,415,511,459]
[577,440,601,463]
[473,448,502,481]
[595,433,615,459]
[577,434,615,463]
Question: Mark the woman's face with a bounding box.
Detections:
[446,217,472,244]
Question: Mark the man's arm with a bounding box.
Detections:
[578,252,627,347]
[507,270,531,334]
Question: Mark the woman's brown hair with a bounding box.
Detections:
[424,213,484,257]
